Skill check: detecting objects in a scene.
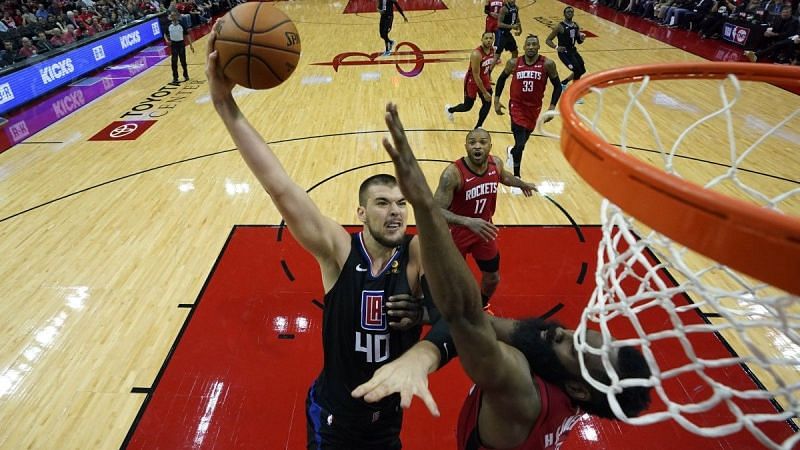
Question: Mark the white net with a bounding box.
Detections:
[542,69,800,449]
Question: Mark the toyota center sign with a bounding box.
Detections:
[89,120,157,141]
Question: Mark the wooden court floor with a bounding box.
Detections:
[0,0,797,448]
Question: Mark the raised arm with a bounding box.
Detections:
[382,103,532,395]
[206,30,349,287]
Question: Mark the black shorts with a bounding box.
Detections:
[379,13,394,38]
[306,384,403,449]
[558,48,585,73]
[495,30,518,55]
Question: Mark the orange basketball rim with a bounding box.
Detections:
[558,62,800,296]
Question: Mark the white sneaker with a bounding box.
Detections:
[505,145,514,169]
[445,104,454,122]
[509,187,523,195]
[389,40,395,52]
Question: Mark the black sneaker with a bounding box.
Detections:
[184,76,189,82]
[171,79,180,85]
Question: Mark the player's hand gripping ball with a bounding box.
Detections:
[213,2,301,89]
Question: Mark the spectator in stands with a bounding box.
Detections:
[661,0,694,26]
[65,23,80,41]
[35,3,49,21]
[50,27,67,46]
[745,5,799,61]
[20,6,37,26]
[98,16,111,30]
[683,0,715,28]
[2,11,18,29]
[17,37,38,58]
[698,0,736,37]
[64,10,80,28]
[174,0,195,28]
[0,40,16,67]
[34,29,54,53]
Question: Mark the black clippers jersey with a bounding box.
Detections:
[557,20,581,49]
[315,232,421,414]
[500,3,519,31]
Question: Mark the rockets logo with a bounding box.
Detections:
[312,41,470,78]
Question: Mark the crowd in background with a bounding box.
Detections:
[0,0,242,69]
[589,0,800,63]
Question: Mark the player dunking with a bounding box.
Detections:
[494,35,562,182]
[434,128,537,310]
[205,30,452,450]
[494,0,522,65]
[545,7,587,93]
[378,0,408,56]
[355,102,653,450]
[445,31,495,129]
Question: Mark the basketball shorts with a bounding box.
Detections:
[379,14,393,39]
[452,226,499,267]
[495,31,518,55]
[558,48,585,73]
[306,384,402,450]
[464,78,492,100]
[485,17,498,33]
[509,101,541,131]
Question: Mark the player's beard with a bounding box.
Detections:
[366,221,406,249]
[510,318,575,386]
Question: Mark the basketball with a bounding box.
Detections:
[213,2,301,90]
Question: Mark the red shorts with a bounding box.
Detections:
[451,226,499,262]
[464,77,491,100]
[485,18,498,33]
[510,101,541,130]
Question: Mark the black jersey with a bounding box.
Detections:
[314,232,421,415]
[557,20,581,50]
[499,3,519,33]
[378,0,398,16]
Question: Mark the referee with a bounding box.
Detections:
[165,11,195,85]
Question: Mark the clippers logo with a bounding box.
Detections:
[312,41,469,78]
[92,45,105,61]
[40,58,75,84]
[89,120,157,141]
[360,290,387,331]
[120,30,141,49]
[0,82,14,105]
[151,22,160,36]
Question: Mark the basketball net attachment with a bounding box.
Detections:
[548,63,800,450]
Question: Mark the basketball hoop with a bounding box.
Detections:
[556,62,800,449]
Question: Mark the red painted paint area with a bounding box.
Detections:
[344,0,447,14]
[126,225,794,449]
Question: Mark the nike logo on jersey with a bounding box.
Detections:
[466,176,476,182]
[356,264,368,272]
